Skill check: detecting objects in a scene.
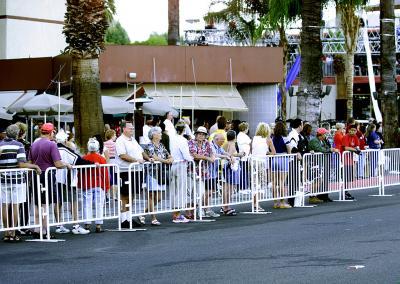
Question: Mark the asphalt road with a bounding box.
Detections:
[1,187,400,284]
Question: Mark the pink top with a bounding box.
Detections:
[104,139,116,159]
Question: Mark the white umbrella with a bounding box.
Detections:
[11,93,73,114]
[7,92,36,113]
[0,108,14,120]
[101,96,134,114]
[141,97,179,117]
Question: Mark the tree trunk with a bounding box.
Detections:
[344,51,355,119]
[297,0,323,130]
[339,4,359,120]
[72,58,104,152]
[168,0,180,45]
[279,23,289,121]
[380,0,398,147]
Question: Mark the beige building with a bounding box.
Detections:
[0,0,66,59]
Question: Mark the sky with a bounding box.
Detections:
[114,0,384,43]
[115,0,214,42]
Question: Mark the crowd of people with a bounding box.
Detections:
[0,112,398,242]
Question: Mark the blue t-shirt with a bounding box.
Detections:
[367,132,381,149]
[273,136,288,154]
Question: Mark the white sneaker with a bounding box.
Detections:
[138,216,146,225]
[172,215,190,223]
[55,225,70,234]
[72,225,90,235]
[205,210,220,218]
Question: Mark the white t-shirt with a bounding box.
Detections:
[170,134,193,162]
[237,132,251,160]
[163,119,176,136]
[287,129,299,150]
[142,124,152,145]
[115,134,144,172]
[252,136,269,157]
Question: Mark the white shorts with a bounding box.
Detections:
[1,183,27,204]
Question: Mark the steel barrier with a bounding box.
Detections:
[381,148,400,195]
[128,160,197,224]
[302,152,342,202]
[198,157,253,217]
[0,168,42,238]
[342,150,381,197]
[251,154,300,209]
[42,164,119,240]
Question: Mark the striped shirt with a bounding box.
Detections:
[0,138,27,183]
[104,139,116,159]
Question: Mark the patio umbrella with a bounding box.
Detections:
[20,93,73,113]
[101,96,134,114]
[0,108,14,120]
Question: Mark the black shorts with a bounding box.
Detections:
[120,171,144,196]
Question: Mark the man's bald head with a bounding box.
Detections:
[214,133,225,146]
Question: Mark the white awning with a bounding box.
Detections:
[143,84,248,112]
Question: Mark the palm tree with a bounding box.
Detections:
[204,0,268,46]
[168,0,180,45]
[335,0,366,120]
[297,0,323,129]
[268,0,300,120]
[63,0,115,150]
[380,0,398,147]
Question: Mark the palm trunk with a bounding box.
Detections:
[298,0,323,129]
[72,58,104,152]
[339,4,359,120]
[381,0,398,147]
[279,23,289,121]
[168,0,180,45]
[344,51,355,119]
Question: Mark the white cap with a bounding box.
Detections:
[87,138,100,152]
[56,130,68,143]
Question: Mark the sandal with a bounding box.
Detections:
[95,227,105,233]
[273,203,281,209]
[279,203,292,209]
[223,208,237,216]
[2,236,10,242]
[151,219,161,226]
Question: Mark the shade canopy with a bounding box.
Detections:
[101,96,134,114]
[9,92,73,114]
[143,84,248,112]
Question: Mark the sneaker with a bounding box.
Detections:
[345,192,354,200]
[204,210,220,218]
[172,215,190,223]
[121,220,130,229]
[309,196,323,204]
[138,216,146,225]
[55,225,70,234]
[220,207,224,214]
[72,225,90,235]
[253,206,265,212]
[279,203,292,209]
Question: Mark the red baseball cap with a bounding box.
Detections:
[316,128,329,135]
[41,123,55,134]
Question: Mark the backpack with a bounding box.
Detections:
[293,134,309,154]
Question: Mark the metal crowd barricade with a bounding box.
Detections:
[250,154,300,209]
[381,148,400,195]
[302,152,342,202]
[129,160,197,224]
[197,157,253,218]
[0,168,42,237]
[42,164,120,240]
[342,149,381,198]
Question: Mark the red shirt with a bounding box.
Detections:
[342,134,360,165]
[78,153,110,191]
[334,131,344,153]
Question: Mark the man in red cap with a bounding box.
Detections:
[29,123,72,238]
